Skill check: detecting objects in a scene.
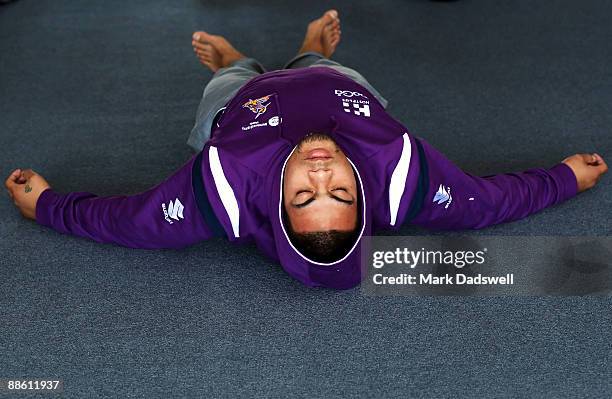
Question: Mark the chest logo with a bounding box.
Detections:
[343,101,371,117]
[336,89,371,118]
[241,115,281,132]
[242,94,272,119]
[335,89,367,98]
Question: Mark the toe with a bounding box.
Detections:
[192,31,206,41]
[192,40,213,51]
[192,31,215,44]
[331,33,340,44]
[195,48,210,57]
[324,22,336,34]
[324,25,340,39]
[316,9,338,28]
[323,9,339,23]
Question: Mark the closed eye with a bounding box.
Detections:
[331,188,354,205]
[329,194,354,205]
[292,190,355,208]
[293,197,316,208]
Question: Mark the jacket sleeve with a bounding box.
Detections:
[35,153,221,249]
[409,137,578,230]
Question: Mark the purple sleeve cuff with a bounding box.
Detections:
[548,163,579,203]
[35,188,61,228]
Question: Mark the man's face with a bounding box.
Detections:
[283,134,358,233]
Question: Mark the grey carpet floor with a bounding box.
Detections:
[1,1,610,398]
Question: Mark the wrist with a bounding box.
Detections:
[549,163,579,200]
[35,188,58,225]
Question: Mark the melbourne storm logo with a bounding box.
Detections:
[242,94,272,119]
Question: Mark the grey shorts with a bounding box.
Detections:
[187,51,388,153]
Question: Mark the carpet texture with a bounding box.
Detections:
[1,0,610,397]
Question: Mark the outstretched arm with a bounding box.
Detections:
[5,154,221,249]
[409,137,607,230]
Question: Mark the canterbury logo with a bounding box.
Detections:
[433,184,453,209]
[162,198,184,224]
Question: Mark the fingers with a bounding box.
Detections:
[16,173,27,184]
[593,153,608,172]
[5,170,22,203]
[5,168,22,189]
[582,153,608,189]
[585,153,600,165]
[574,153,595,165]
[20,169,35,180]
[9,168,22,179]
[14,169,33,185]
[5,167,46,191]
[571,153,608,170]
[593,153,608,171]
[580,153,608,173]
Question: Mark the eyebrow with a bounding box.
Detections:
[293,193,355,209]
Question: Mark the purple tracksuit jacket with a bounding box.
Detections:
[35,67,578,289]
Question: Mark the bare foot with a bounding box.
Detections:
[298,9,341,58]
[191,31,245,72]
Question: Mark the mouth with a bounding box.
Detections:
[304,148,333,161]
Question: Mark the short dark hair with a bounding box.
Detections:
[286,227,360,263]
[282,190,362,263]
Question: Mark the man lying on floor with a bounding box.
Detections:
[5,10,607,289]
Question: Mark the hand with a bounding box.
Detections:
[562,153,608,192]
[5,168,51,220]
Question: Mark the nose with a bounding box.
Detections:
[308,168,332,189]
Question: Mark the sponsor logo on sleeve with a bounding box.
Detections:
[162,198,184,224]
[433,185,453,209]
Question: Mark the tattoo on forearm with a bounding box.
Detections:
[25,184,32,193]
